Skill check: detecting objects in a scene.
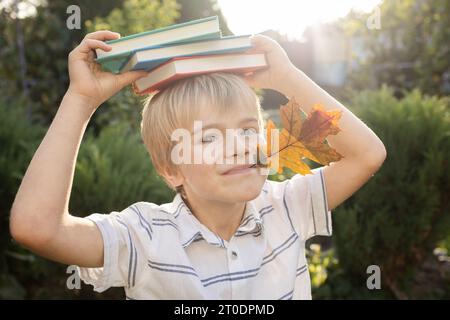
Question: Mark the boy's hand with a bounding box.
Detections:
[67,30,148,110]
[243,34,297,92]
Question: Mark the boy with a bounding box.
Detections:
[10,30,386,299]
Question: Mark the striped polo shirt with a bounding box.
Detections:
[77,167,332,299]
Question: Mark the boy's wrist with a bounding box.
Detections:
[66,86,99,108]
[62,89,98,120]
[277,67,308,99]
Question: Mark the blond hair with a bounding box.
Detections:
[140,73,263,189]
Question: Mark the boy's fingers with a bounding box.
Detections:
[250,34,275,48]
[84,30,121,41]
[250,34,267,43]
[78,39,112,55]
[70,31,119,60]
[116,70,149,88]
[87,50,95,62]
[249,34,277,52]
[242,73,256,88]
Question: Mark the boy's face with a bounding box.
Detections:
[169,103,268,204]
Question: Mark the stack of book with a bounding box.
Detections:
[95,16,267,94]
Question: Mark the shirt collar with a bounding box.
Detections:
[236,201,264,234]
[168,193,263,248]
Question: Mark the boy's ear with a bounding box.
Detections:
[160,165,184,189]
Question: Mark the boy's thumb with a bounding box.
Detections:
[117,70,148,87]
[242,72,256,88]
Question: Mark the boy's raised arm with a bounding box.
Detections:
[9,31,147,268]
[244,35,387,211]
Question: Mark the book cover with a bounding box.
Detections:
[97,31,222,73]
[119,35,252,73]
[95,15,219,59]
[132,53,267,95]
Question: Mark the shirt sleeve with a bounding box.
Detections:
[76,208,138,293]
[269,167,332,242]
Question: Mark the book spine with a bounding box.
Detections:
[96,31,223,74]
[122,45,252,73]
[96,31,222,62]
[105,15,219,45]
[134,64,267,95]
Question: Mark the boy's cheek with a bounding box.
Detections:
[182,164,221,186]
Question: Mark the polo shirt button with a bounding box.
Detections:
[231,250,238,259]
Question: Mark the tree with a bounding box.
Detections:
[177,0,232,35]
[85,0,179,35]
[341,0,450,96]
[0,0,127,122]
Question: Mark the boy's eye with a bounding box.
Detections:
[202,135,217,143]
[240,128,258,136]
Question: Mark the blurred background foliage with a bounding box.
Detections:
[0,0,449,299]
[332,87,450,299]
[340,0,450,96]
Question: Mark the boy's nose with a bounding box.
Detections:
[224,133,258,163]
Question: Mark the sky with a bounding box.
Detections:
[217,0,383,39]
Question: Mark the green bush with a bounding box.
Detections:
[308,244,392,300]
[0,95,44,299]
[71,123,174,215]
[0,96,44,215]
[0,98,173,298]
[333,87,450,299]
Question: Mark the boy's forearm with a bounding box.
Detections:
[11,91,96,238]
[279,68,386,165]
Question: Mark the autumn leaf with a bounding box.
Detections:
[257,98,343,175]
[296,103,343,166]
[280,99,306,139]
[297,104,342,145]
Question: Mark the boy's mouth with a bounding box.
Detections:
[221,164,256,176]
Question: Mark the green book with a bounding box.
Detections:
[95,16,221,73]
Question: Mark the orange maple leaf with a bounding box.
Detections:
[257,98,343,175]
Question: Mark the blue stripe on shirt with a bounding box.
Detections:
[146,233,300,289]
[262,233,298,266]
[117,219,137,288]
[278,290,294,300]
[319,169,331,234]
[282,184,297,234]
[129,205,153,241]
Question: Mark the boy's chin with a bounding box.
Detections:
[214,172,267,202]
[238,191,262,202]
[227,183,265,202]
